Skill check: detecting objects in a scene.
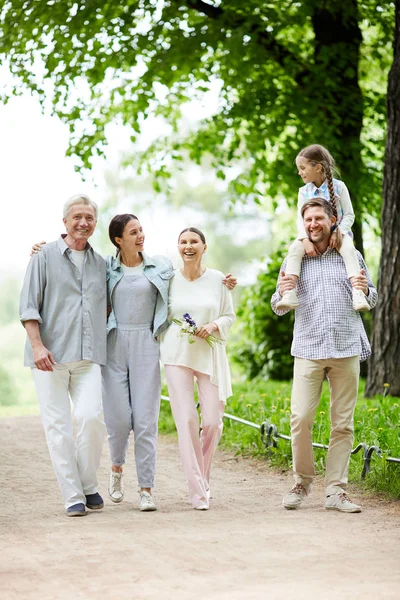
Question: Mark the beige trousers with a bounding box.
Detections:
[286,235,360,278]
[290,356,360,495]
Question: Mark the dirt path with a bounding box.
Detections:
[1,416,399,600]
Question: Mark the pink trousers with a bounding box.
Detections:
[164,365,225,509]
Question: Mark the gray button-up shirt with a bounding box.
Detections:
[271,249,378,361]
[20,236,107,367]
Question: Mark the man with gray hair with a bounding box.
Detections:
[271,198,378,513]
[20,194,106,517]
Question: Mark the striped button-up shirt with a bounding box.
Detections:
[271,249,378,361]
[20,236,107,367]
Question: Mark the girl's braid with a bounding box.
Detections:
[324,164,338,217]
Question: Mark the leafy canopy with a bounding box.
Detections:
[0,1,394,218]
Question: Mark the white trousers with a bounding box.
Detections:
[286,235,360,278]
[32,360,105,509]
[164,365,225,509]
[290,356,360,495]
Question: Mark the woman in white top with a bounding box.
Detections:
[160,227,236,510]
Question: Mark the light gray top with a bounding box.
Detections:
[113,274,157,329]
[19,235,107,367]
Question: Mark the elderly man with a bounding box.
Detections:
[20,194,106,517]
[271,198,378,513]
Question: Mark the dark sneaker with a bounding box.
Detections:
[85,493,104,510]
[66,503,87,517]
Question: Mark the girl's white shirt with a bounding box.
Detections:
[160,268,236,403]
[297,179,355,239]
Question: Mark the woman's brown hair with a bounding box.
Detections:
[297,144,339,215]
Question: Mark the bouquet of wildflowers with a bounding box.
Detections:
[172,313,222,348]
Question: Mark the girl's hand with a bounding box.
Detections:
[302,238,319,257]
[195,322,219,339]
[329,232,338,249]
[31,241,46,256]
[329,228,343,251]
[223,273,237,290]
[335,227,343,251]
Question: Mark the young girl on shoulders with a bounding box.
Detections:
[276,143,370,312]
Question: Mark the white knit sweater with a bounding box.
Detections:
[160,268,236,402]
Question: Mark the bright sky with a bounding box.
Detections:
[0,96,197,276]
[0,75,228,277]
[0,94,101,274]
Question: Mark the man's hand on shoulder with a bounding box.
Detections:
[31,241,47,256]
[223,273,237,290]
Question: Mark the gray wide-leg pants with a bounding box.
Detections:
[102,326,161,488]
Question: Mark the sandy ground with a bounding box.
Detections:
[0,416,399,600]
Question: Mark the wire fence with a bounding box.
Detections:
[161,395,400,478]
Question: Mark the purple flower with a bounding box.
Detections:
[183,313,197,328]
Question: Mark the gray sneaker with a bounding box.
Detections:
[325,491,361,513]
[283,483,310,510]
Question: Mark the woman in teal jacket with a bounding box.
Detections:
[102,213,174,512]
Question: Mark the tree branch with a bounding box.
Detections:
[187,0,223,19]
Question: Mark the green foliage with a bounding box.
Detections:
[0,1,394,228]
[232,244,294,380]
[0,277,20,325]
[0,365,17,406]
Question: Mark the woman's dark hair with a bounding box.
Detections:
[178,227,206,244]
[109,214,139,255]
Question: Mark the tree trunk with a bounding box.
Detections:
[365,0,400,397]
[311,1,364,256]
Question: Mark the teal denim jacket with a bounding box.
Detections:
[106,252,174,338]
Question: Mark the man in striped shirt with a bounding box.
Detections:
[271,198,378,513]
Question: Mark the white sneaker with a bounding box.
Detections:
[325,491,361,513]
[282,483,310,510]
[276,289,299,311]
[109,472,124,503]
[352,289,370,312]
[139,490,157,512]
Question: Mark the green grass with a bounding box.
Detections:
[0,323,38,416]
[159,378,400,498]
